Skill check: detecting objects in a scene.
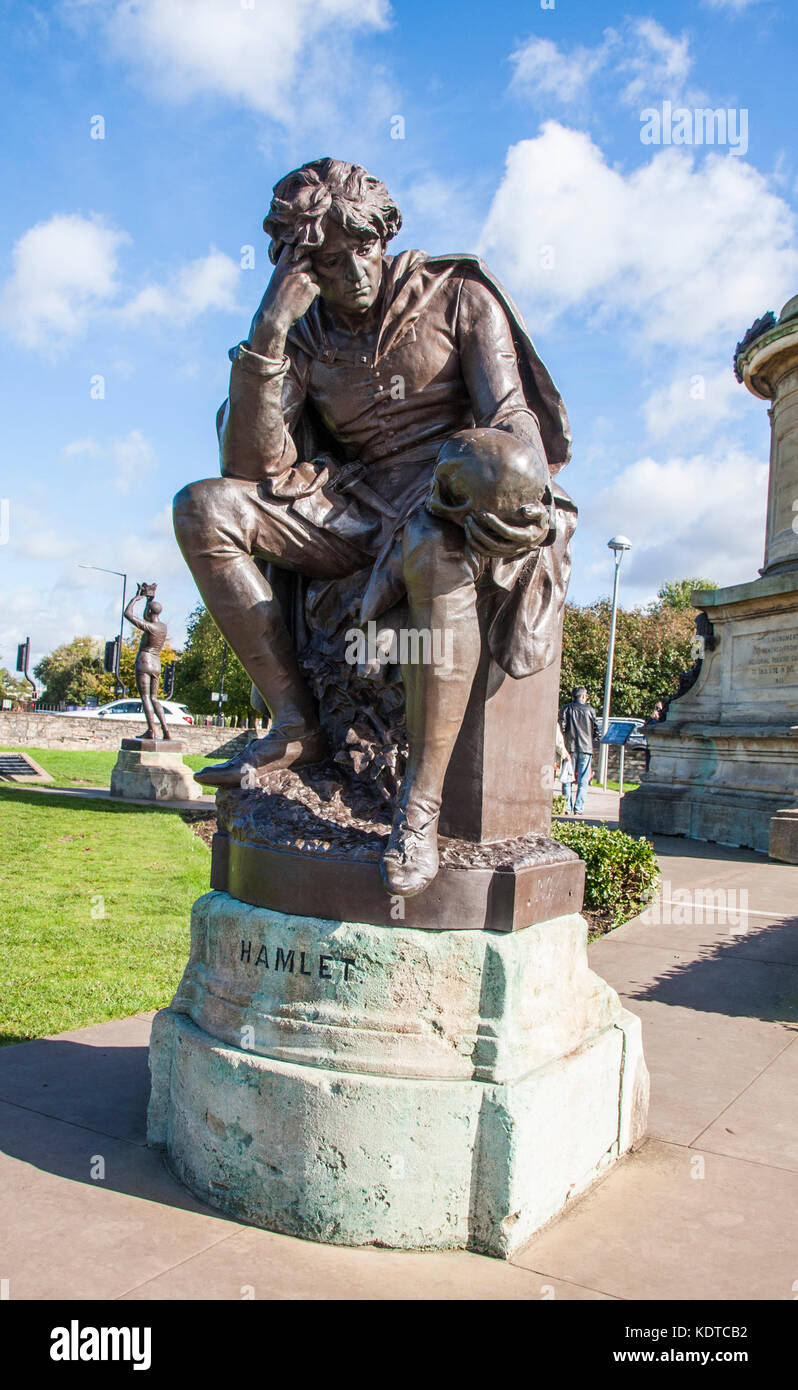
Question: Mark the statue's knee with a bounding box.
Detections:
[173,478,222,549]
[402,509,472,595]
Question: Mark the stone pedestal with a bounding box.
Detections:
[110,738,203,802]
[621,572,798,854]
[622,295,798,859]
[440,593,563,841]
[147,892,648,1258]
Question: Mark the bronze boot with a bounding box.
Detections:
[194,723,328,788]
[380,795,440,897]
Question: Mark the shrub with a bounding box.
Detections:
[552,792,567,815]
[555,821,660,933]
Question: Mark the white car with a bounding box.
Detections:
[66,699,194,726]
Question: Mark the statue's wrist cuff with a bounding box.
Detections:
[229,342,290,377]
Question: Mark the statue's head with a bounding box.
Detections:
[264,158,402,316]
[145,600,163,618]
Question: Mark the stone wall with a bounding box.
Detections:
[605,745,647,783]
[1,711,649,782]
[0,710,256,757]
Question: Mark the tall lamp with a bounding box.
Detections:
[78,564,128,697]
[599,535,632,790]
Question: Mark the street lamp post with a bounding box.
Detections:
[217,641,228,726]
[599,536,632,790]
[78,564,128,698]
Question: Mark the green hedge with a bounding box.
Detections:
[555,821,660,930]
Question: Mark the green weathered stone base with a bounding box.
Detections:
[148,892,648,1257]
[110,747,202,802]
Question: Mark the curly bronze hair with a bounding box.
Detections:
[263,158,402,264]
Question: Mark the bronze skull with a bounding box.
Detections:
[427,427,555,559]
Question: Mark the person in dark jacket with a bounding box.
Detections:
[560,687,599,815]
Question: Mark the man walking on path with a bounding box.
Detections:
[560,686,599,815]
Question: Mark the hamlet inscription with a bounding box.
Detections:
[732,629,798,689]
[239,940,359,980]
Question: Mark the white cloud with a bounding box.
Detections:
[60,429,155,494]
[703,0,763,11]
[62,437,103,460]
[0,214,128,353]
[581,447,769,593]
[118,249,241,327]
[109,430,155,495]
[479,123,798,348]
[68,0,391,124]
[510,35,612,105]
[0,214,243,353]
[510,19,694,110]
[619,18,693,108]
[643,367,744,442]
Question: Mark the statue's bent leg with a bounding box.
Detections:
[381,509,482,897]
[137,667,157,739]
[173,477,370,787]
[149,674,171,740]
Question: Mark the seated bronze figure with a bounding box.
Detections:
[174,158,576,898]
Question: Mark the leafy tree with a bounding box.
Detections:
[34,634,179,707]
[560,597,700,718]
[34,637,108,707]
[0,667,33,702]
[653,577,719,611]
[117,635,179,701]
[173,605,253,719]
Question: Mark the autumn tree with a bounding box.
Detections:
[173,605,253,719]
[34,634,179,707]
[559,576,718,718]
[653,577,719,612]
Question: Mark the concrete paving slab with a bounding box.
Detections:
[0,1014,155,1145]
[614,904,798,968]
[648,835,798,915]
[118,1224,613,1301]
[513,1138,798,1301]
[590,935,798,1025]
[696,1035,798,1173]
[605,998,793,1144]
[589,931,797,1142]
[0,1098,242,1300]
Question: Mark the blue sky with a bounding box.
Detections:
[1,0,796,677]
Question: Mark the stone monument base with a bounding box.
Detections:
[620,572,798,860]
[147,891,648,1258]
[110,738,203,802]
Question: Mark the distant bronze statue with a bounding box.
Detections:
[174,158,575,896]
[124,582,171,741]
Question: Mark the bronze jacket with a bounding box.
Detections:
[218,251,577,678]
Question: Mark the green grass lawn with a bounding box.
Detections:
[0,745,223,787]
[0,787,211,1046]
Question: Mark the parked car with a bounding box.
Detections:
[60,699,194,726]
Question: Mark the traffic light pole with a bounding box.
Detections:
[16,638,36,698]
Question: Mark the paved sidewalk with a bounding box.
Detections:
[1,833,797,1300]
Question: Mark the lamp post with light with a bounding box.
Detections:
[598,536,632,790]
[78,563,128,698]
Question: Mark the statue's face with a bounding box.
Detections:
[310,221,383,317]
